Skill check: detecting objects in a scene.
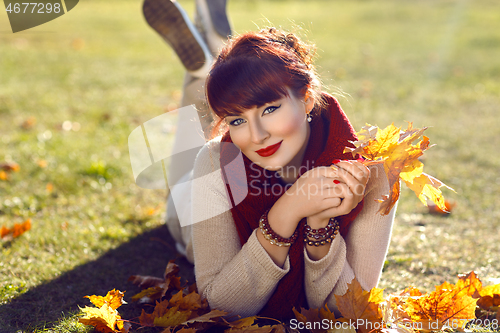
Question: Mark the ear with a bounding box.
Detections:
[304,90,315,113]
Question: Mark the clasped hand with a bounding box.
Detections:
[286,160,370,229]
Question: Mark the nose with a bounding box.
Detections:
[249,119,269,145]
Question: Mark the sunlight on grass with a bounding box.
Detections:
[1,0,500,331]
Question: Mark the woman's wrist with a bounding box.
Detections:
[268,194,303,238]
[306,214,331,230]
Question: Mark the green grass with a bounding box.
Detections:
[1,0,500,331]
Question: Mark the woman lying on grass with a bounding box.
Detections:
[168,27,395,321]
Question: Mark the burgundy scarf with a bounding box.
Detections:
[219,93,363,320]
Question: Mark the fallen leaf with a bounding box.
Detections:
[227,316,258,329]
[182,309,228,325]
[131,286,163,303]
[225,325,275,333]
[139,300,170,326]
[129,259,182,303]
[86,289,126,310]
[79,304,122,333]
[169,290,204,311]
[153,306,192,327]
[402,280,477,330]
[334,278,384,333]
[1,219,31,240]
[477,283,500,310]
[175,328,198,333]
[293,307,322,333]
[20,116,36,130]
[454,271,482,299]
[0,161,20,172]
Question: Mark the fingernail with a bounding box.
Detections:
[357,158,365,162]
[332,159,341,164]
[333,180,341,184]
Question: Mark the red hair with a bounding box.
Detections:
[206,28,324,137]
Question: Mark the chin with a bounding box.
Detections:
[262,164,283,172]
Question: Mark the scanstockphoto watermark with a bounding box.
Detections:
[288,318,489,331]
[289,318,393,331]
[3,0,79,33]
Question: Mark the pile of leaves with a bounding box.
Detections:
[344,123,454,215]
[79,260,287,333]
[79,261,500,333]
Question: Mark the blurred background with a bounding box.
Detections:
[1,0,499,331]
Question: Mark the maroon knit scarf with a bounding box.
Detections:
[219,93,363,320]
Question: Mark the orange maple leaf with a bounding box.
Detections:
[344,123,454,215]
[334,278,384,333]
[402,279,477,330]
[454,271,483,299]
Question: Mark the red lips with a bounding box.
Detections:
[256,141,282,157]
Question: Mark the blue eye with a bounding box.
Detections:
[263,105,280,115]
[229,118,245,126]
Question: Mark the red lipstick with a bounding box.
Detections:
[256,141,282,157]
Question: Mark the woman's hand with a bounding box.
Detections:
[330,159,370,214]
[298,161,370,229]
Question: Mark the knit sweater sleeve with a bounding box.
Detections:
[191,138,290,317]
[303,163,395,310]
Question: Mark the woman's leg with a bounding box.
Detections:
[142,0,231,262]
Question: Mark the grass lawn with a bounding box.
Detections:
[1,0,499,331]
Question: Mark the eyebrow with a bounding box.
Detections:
[224,113,241,118]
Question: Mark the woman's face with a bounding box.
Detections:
[225,89,314,174]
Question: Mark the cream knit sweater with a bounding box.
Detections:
[169,136,395,318]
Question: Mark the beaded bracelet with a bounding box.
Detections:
[259,210,299,247]
[304,218,340,247]
[304,218,336,239]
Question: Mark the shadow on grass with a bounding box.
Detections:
[0,225,194,332]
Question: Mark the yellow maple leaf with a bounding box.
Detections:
[345,123,454,215]
[86,289,126,310]
[334,278,384,333]
[79,304,121,333]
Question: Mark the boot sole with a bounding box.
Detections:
[143,0,207,72]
